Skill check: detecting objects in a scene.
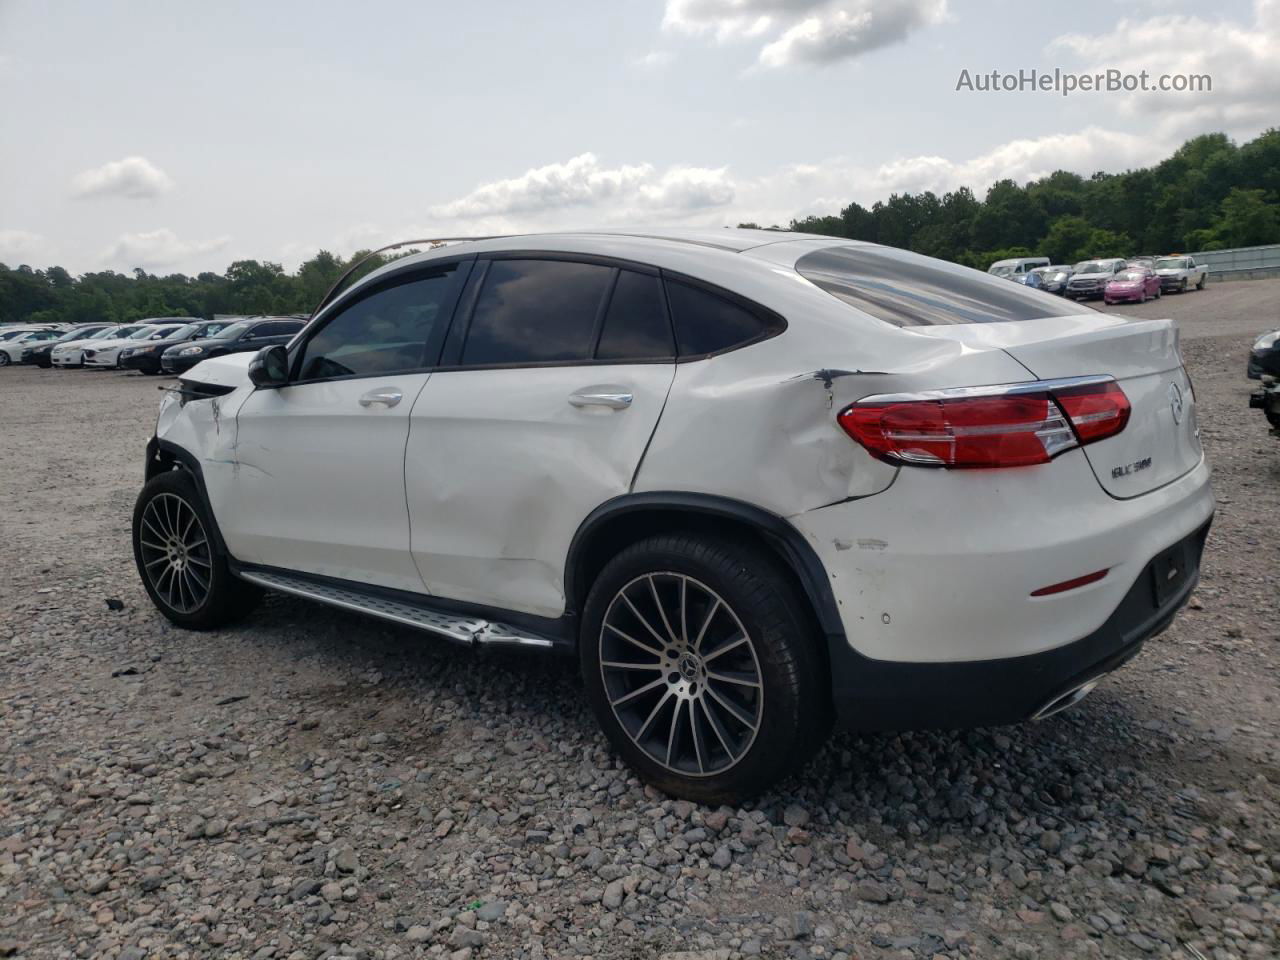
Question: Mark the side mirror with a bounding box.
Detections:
[248,344,289,388]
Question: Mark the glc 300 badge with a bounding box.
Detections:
[1112,457,1153,479]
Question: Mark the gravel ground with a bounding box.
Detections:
[1,281,1278,960]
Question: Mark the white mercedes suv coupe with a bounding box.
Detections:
[132,229,1213,801]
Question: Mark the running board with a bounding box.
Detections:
[237,569,556,649]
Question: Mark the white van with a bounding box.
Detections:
[988,257,1050,278]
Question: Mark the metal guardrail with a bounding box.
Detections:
[1187,243,1280,278]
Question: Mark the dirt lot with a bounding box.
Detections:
[1,280,1278,960]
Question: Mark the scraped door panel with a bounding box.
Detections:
[404,364,674,617]
[225,375,433,592]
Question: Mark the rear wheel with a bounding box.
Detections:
[1196,275,1206,290]
[132,470,260,629]
[580,534,828,803]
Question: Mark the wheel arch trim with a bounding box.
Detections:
[565,492,845,641]
[145,436,231,557]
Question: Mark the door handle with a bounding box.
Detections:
[358,387,403,408]
[568,390,632,409]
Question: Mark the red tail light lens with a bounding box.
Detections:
[838,379,1129,469]
[1051,381,1130,443]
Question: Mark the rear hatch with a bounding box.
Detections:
[791,243,1203,498]
[919,315,1202,498]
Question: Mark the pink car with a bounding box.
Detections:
[1104,268,1161,304]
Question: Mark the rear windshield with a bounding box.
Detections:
[796,245,1090,326]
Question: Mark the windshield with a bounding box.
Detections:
[1155,257,1189,270]
[127,326,160,339]
[1114,271,1145,282]
[988,265,1014,277]
[214,321,252,340]
[200,322,229,337]
[88,327,121,339]
[1074,261,1111,274]
[163,324,198,340]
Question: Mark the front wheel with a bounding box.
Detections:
[132,470,260,629]
[0,353,10,367]
[580,534,829,803]
[1179,278,1188,293]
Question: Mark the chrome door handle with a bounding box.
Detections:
[568,390,633,409]
[358,388,403,408]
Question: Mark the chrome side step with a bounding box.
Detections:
[238,569,555,649]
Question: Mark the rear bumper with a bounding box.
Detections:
[826,520,1209,730]
[121,355,161,373]
[161,355,200,374]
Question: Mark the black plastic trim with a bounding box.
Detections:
[565,492,846,641]
[830,519,1212,731]
[144,437,231,557]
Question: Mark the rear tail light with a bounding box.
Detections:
[837,378,1129,469]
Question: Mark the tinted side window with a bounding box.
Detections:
[796,245,1091,326]
[596,270,674,361]
[255,321,301,338]
[665,279,778,356]
[298,265,461,380]
[462,259,612,365]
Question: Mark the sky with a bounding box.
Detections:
[1,0,1277,275]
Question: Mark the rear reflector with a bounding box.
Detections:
[838,378,1130,469]
[1030,569,1109,596]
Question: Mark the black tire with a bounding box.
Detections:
[1179,278,1188,293]
[580,533,829,803]
[131,470,260,629]
[1196,275,1206,290]
[0,353,10,367]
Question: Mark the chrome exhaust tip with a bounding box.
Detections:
[1032,678,1101,721]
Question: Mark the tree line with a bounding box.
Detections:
[747,129,1280,269]
[2,130,1279,327]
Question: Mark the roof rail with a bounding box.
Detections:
[310,236,510,318]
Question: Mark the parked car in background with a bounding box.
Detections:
[1153,255,1208,294]
[133,229,1212,801]
[1248,329,1280,380]
[52,325,136,367]
[1104,267,1162,305]
[1127,257,1156,270]
[84,322,190,369]
[160,316,305,374]
[0,327,67,366]
[1013,270,1045,289]
[988,256,1049,279]
[120,320,234,375]
[1066,258,1128,300]
[1035,265,1074,296]
[20,324,113,367]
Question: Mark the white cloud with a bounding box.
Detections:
[71,156,174,200]
[1049,0,1280,140]
[633,50,675,68]
[663,0,948,67]
[430,153,734,221]
[101,229,229,270]
[0,229,47,264]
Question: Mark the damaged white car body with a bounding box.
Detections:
[136,228,1213,801]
